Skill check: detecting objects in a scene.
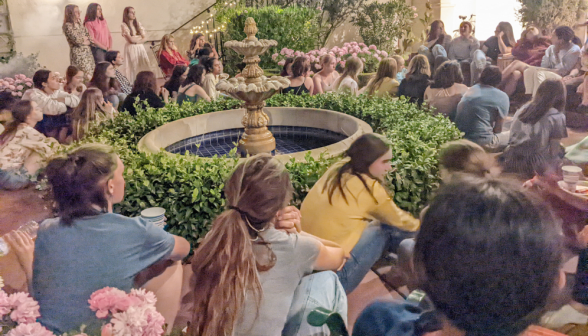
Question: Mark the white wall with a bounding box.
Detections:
[440,0,523,42]
[7,0,214,74]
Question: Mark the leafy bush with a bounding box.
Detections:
[215,5,320,75]
[352,0,418,54]
[516,0,586,34]
[85,94,461,248]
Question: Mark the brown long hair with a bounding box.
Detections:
[406,54,431,79]
[84,3,103,24]
[366,58,397,96]
[324,134,390,205]
[63,4,80,29]
[122,7,141,36]
[427,20,446,45]
[71,88,104,140]
[333,57,363,91]
[187,154,293,336]
[65,65,84,94]
[519,80,566,124]
[45,144,118,225]
[89,62,118,95]
[0,100,34,146]
[189,33,205,53]
[132,71,158,94]
[497,22,517,47]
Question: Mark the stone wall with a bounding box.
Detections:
[6,0,215,75]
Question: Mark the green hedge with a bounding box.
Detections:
[215,5,320,75]
[84,94,461,247]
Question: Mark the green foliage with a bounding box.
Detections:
[352,0,417,54]
[419,0,434,44]
[85,94,461,248]
[215,5,320,75]
[516,0,586,33]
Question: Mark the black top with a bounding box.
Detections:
[121,90,165,116]
[282,83,311,95]
[398,73,430,105]
[484,36,512,62]
[163,81,181,97]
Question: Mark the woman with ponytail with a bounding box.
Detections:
[0,100,59,190]
[33,144,190,334]
[184,154,347,336]
[301,133,420,294]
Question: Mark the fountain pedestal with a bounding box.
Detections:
[216,17,290,155]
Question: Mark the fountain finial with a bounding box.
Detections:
[244,17,258,42]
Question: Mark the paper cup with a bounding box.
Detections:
[141,207,166,219]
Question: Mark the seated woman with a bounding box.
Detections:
[70,87,117,141]
[88,61,124,109]
[500,26,552,96]
[0,91,16,133]
[522,26,581,97]
[360,58,399,98]
[163,64,189,99]
[62,65,86,98]
[353,176,565,336]
[187,33,218,63]
[121,71,170,116]
[182,154,347,336]
[332,57,363,96]
[448,21,480,63]
[22,69,80,142]
[419,20,452,66]
[177,64,211,106]
[0,100,59,190]
[280,57,295,77]
[424,60,468,118]
[300,134,420,294]
[282,56,314,95]
[33,144,190,334]
[158,34,189,78]
[481,22,516,64]
[312,54,340,94]
[398,54,431,105]
[200,56,224,100]
[439,139,501,180]
[500,80,567,179]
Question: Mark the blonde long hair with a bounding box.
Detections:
[71,87,105,140]
[333,57,363,91]
[159,34,177,56]
[406,54,431,78]
[187,154,294,336]
[365,58,397,96]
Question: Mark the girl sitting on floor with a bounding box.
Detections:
[300,134,420,294]
[182,154,347,336]
[70,87,117,141]
[0,100,59,190]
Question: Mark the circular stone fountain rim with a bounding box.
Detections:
[137,107,373,163]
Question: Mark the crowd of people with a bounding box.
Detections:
[2,5,588,336]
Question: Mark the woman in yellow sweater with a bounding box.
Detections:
[301,134,420,293]
[360,58,400,98]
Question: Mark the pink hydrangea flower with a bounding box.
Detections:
[369,45,377,50]
[25,82,32,87]
[0,290,11,316]
[129,289,157,307]
[414,13,418,18]
[340,61,346,67]
[6,323,54,336]
[142,308,165,336]
[278,60,286,66]
[381,51,389,57]
[8,85,15,90]
[351,53,358,58]
[16,85,23,91]
[272,53,278,60]
[359,43,366,48]
[17,92,22,97]
[88,287,138,319]
[11,91,17,96]
[9,292,40,324]
[315,64,322,70]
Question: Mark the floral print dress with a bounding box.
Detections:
[63,22,95,79]
[0,124,59,174]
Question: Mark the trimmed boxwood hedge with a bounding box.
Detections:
[83,94,461,247]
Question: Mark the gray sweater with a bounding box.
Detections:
[541,44,581,76]
[448,36,480,62]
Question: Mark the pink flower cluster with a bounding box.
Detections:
[0,74,33,97]
[0,290,41,324]
[89,288,165,336]
[272,42,389,73]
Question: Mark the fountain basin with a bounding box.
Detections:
[138,107,372,162]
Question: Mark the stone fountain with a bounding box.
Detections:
[216,17,290,155]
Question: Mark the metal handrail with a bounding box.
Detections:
[171,2,218,35]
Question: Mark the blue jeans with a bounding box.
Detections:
[282,271,348,336]
[337,222,416,293]
[0,168,30,190]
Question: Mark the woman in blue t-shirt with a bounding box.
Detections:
[32,144,191,334]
